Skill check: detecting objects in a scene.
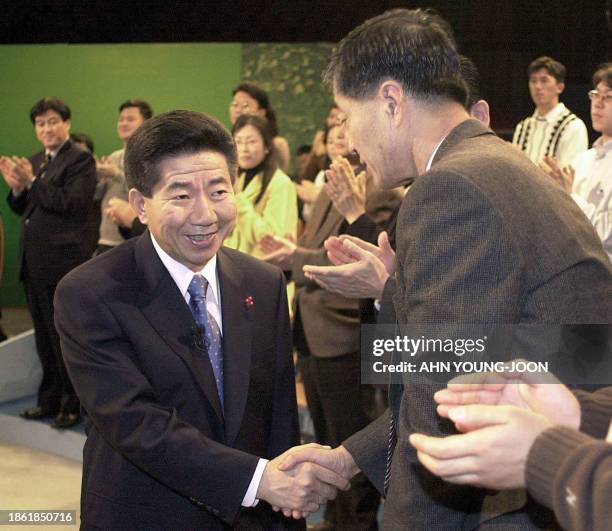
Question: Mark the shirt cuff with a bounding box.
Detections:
[241,458,268,507]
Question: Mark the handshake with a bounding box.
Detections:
[256,443,360,519]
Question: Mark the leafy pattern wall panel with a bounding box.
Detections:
[242,43,335,174]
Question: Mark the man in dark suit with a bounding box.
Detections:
[1,97,96,428]
[280,8,612,530]
[53,110,347,530]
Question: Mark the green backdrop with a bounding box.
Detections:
[0,42,335,306]
[0,43,242,305]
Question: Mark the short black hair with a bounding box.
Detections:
[232,82,279,136]
[70,132,95,153]
[593,63,612,89]
[528,56,566,84]
[324,8,466,105]
[119,99,154,120]
[30,97,71,123]
[125,110,237,197]
[459,55,483,109]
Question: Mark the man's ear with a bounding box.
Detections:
[556,82,565,95]
[379,80,405,125]
[128,188,148,224]
[469,100,491,128]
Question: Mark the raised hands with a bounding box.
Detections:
[104,197,137,228]
[324,157,366,224]
[303,231,395,299]
[96,156,122,181]
[259,233,297,271]
[409,364,581,490]
[540,155,575,193]
[433,364,581,429]
[295,180,322,206]
[0,156,35,194]
[409,404,552,489]
[257,444,356,519]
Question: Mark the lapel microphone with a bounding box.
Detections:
[190,325,208,352]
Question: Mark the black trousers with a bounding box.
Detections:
[302,352,380,531]
[24,279,80,415]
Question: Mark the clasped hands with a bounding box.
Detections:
[0,155,35,194]
[409,365,581,490]
[256,443,359,519]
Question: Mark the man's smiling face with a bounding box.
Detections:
[131,150,236,271]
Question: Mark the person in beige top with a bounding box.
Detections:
[94,99,153,254]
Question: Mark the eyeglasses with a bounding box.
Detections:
[588,89,612,103]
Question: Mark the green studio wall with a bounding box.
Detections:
[0,43,242,306]
[0,42,336,307]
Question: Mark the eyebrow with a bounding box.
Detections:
[166,176,229,190]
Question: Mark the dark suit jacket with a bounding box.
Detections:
[54,233,302,530]
[292,185,400,358]
[344,119,612,530]
[7,140,96,285]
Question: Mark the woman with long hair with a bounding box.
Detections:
[224,114,297,257]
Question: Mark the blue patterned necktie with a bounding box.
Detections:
[188,275,224,408]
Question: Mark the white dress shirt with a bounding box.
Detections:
[150,234,267,507]
[571,137,612,262]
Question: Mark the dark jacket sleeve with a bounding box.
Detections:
[574,387,612,439]
[526,426,612,531]
[29,150,96,215]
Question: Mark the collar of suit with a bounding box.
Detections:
[133,232,254,444]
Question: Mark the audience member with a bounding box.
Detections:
[94,99,152,254]
[410,369,612,531]
[301,104,342,183]
[541,63,612,262]
[0,97,96,429]
[280,9,612,530]
[224,114,297,258]
[297,119,356,223]
[54,110,348,529]
[229,82,291,172]
[513,56,588,167]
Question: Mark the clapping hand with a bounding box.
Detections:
[408,365,581,490]
[324,157,366,224]
[96,156,122,180]
[303,231,395,299]
[540,155,575,193]
[259,233,296,271]
[0,156,34,194]
[104,197,137,228]
[433,362,581,429]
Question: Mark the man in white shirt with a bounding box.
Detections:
[542,63,612,263]
[53,110,347,530]
[513,56,588,167]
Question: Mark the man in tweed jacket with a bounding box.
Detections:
[281,8,612,530]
